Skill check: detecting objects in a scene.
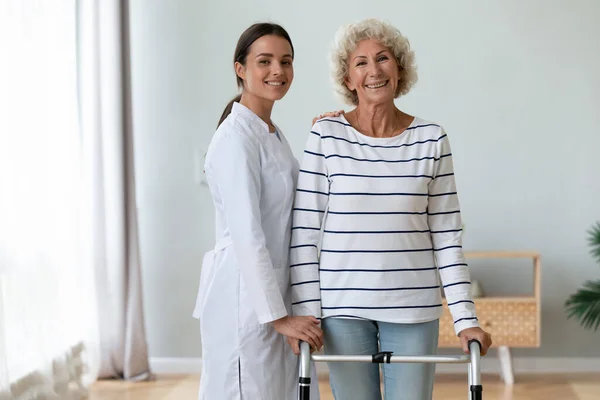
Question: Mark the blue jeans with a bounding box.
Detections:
[321,318,439,400]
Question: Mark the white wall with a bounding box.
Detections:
[129,0,600,360]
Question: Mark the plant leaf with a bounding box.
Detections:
[565,280,600,331]
[588,222,600,265]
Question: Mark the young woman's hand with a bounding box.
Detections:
[286,336,301,355]
[272,315,323,352]
[312,110,345,125]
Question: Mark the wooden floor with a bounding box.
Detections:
[89,373,600,399]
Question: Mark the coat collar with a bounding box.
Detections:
[231,102,270,133]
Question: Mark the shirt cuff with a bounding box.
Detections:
[454,318,480,336]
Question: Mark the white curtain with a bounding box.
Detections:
[0,0,100,399]
[0,0,152,395]
[77,0,151,380]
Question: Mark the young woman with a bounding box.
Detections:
[192,23,323,399]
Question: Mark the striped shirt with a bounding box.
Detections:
[289,115,479,335]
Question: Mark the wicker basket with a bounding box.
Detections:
[438,252,541,349]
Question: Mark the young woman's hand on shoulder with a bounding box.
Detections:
[312,110,345,125]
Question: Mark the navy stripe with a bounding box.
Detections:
[319,134,428,149]
[315,118,351,127]
[313,131,446,149]
[296,188,328,196]
[328,210,427,215]
[293,207,326,213]
[448,300,474,306]
[434,245,462,251]
[324,154,444,163]
[321,248,433,254]
[320,267,437,272]
[291,280,320,287]
[407,124,442,130]
[428,210,460,216]
[430,229,463,234]
[320,285,440,292]
[435,173,455,178]
[443,281,471,289]
[311,123,447,149]
[322,304,442,310]
[438,263,468,270]
[429,192,457,197]
[304,150,325,158]
[291,226,320,231]
[454,317,478,324]
[290,244,317,249]
[330,192,428,197]
[292,299,321,305]
[324,229,430,234]
[300,169,328,177]
[290,262,319,268]
[329,173,433,179]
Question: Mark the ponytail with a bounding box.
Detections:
[217,94,242,128]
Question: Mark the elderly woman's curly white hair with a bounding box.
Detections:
[330,18,417,106]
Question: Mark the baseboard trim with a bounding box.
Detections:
[150,357,203,374]
[150,357,600,376]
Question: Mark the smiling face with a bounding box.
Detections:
[235,34,294,103]
[344,39,401,107]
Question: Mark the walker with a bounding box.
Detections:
[298,339,483,400]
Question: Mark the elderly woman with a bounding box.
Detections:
[289,18,492,399]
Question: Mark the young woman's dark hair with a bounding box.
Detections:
[217,23,294,128]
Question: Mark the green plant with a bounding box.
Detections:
[565,222,600,331]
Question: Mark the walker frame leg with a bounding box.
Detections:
[468,340,483,400]
[298,341,312,400]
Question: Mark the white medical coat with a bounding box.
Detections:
[193,102,320,400]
